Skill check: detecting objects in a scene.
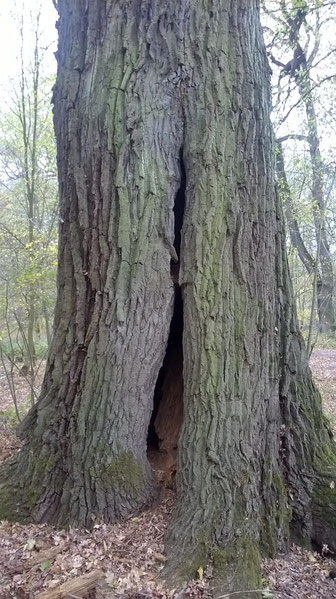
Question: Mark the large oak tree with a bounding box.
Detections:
[1,1,336,595]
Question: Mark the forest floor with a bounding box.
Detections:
[0,351,336,599]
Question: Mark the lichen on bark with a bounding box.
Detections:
[1,1,336,595]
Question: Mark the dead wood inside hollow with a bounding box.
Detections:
[147,150,185,483]
[148,288,184,443]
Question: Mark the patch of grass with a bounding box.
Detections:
[313,333,336,350]
[0,400,30,425]
[0,339,48,361]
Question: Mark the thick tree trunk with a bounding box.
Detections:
[1,1,336,596]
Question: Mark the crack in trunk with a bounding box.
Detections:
[148,148,186,484]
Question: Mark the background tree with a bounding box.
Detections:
[1,1,336,597]
[263,0,336,335]
[0,6,58,408]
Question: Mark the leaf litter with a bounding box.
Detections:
[0,351,336,598]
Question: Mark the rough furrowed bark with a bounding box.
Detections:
[165,1,336,595]
[0,0,185,526]
[1,0,336,596]
[276,204,336,550]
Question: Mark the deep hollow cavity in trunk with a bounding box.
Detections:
[148,148,185,486]
[1,3,336,597]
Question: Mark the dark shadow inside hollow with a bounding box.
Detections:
[147,149,186,474]
[147,288,184,451]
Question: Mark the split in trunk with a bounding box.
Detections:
[1,2,336,597]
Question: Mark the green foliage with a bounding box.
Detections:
[0,399,30,425]
[263,0,336,333]
[0,7,57,411]
[0,86,58,339]
[0,339,48,360]
[313,333,336,350]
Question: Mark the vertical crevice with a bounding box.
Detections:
[147,291,184,451]
[172,147,186,265]
[147,148,186,487]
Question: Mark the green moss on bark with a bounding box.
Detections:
[0,477,23,522]
[0,444,61,523]
[167,530,262,598]
[99,451,145,492]
[312,444,336,527]
[212,537,262,598]
[0,463,34,522]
